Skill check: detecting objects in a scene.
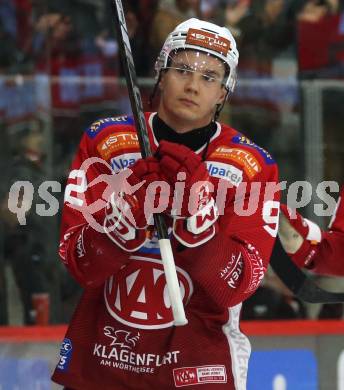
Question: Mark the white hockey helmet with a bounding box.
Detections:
[155,18,239,93]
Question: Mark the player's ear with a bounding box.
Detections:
[158,72,166,91]
[159,68,170,89]
[217,87,226,105]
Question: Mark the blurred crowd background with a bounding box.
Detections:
[0,0,343,326]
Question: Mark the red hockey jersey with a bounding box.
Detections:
[52,112,280,389]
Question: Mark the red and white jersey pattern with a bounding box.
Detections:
[52,112,279,389]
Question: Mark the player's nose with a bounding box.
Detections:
[184,72,200,94]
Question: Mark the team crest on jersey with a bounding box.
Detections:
[232,135,275,164]
[103,327,140,348]
[104,256,193,329]
[86,116,134,138]
[210,146,261,179]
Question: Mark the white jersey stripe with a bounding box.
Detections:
[222,304,251,390]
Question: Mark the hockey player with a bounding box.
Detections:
[279,185,344,276]
[52,18,280,389]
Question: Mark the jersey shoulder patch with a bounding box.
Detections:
[231,134,275,165]
[86,116,134,138]
[208,145,262,180]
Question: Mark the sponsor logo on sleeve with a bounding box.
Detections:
[110,152,141,172]
[86,116,134,138]
[219,252,244,289]
[232,135,275,164]
[56,338,73,371]
[97,132,140,159]
[206,161,243,187]
[173,365,227,387]
[210,146,261,179]
[244,243,266,294]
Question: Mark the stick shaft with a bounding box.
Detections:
[112,0,188,325]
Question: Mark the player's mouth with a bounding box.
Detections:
[179,98,198,107]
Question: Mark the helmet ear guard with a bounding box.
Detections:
[155,18,239,95]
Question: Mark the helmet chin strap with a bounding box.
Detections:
[214,90,230,122]
[149,74,162,109]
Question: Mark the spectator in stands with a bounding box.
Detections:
[294,0,344,182]
[33,12,79,71]
[97,2,153,113]
[0,3,23,72]
[224,0,291,59]
[225,0,293,147]
[2,127,50,325]
[296,0,344,78]
[296,0,341,23]
[215,0,251,39]
[149,0,199,71]
[32,11,84,177]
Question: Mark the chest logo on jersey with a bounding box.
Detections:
[205,161,243,187]
[232,135,275,164]
[104,257,193,329]
[110,152,141,172]
[97,132,140,159]
[87,116,134,138]
[210,146,261,179]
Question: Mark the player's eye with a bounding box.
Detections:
[175,64,192,75]
[202,74,216,82]
[176,68,189,75]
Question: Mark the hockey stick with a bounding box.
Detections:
[270,238,344,303]
[112,0,187,326]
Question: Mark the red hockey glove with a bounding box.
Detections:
[104,157,170,251]
[157,140,219,247]
[157,140,214,216]
[279,204,323,268]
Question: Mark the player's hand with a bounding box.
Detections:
[278,204,323,267]
[157,140,219,247]
[157,140,214,217]
[104,157,168,251]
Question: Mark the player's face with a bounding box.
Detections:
[158,50,227,133]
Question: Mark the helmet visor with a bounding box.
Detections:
[164,49,228,89]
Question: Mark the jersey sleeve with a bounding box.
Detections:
[177,147,280,308]
[59,129,133,288]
